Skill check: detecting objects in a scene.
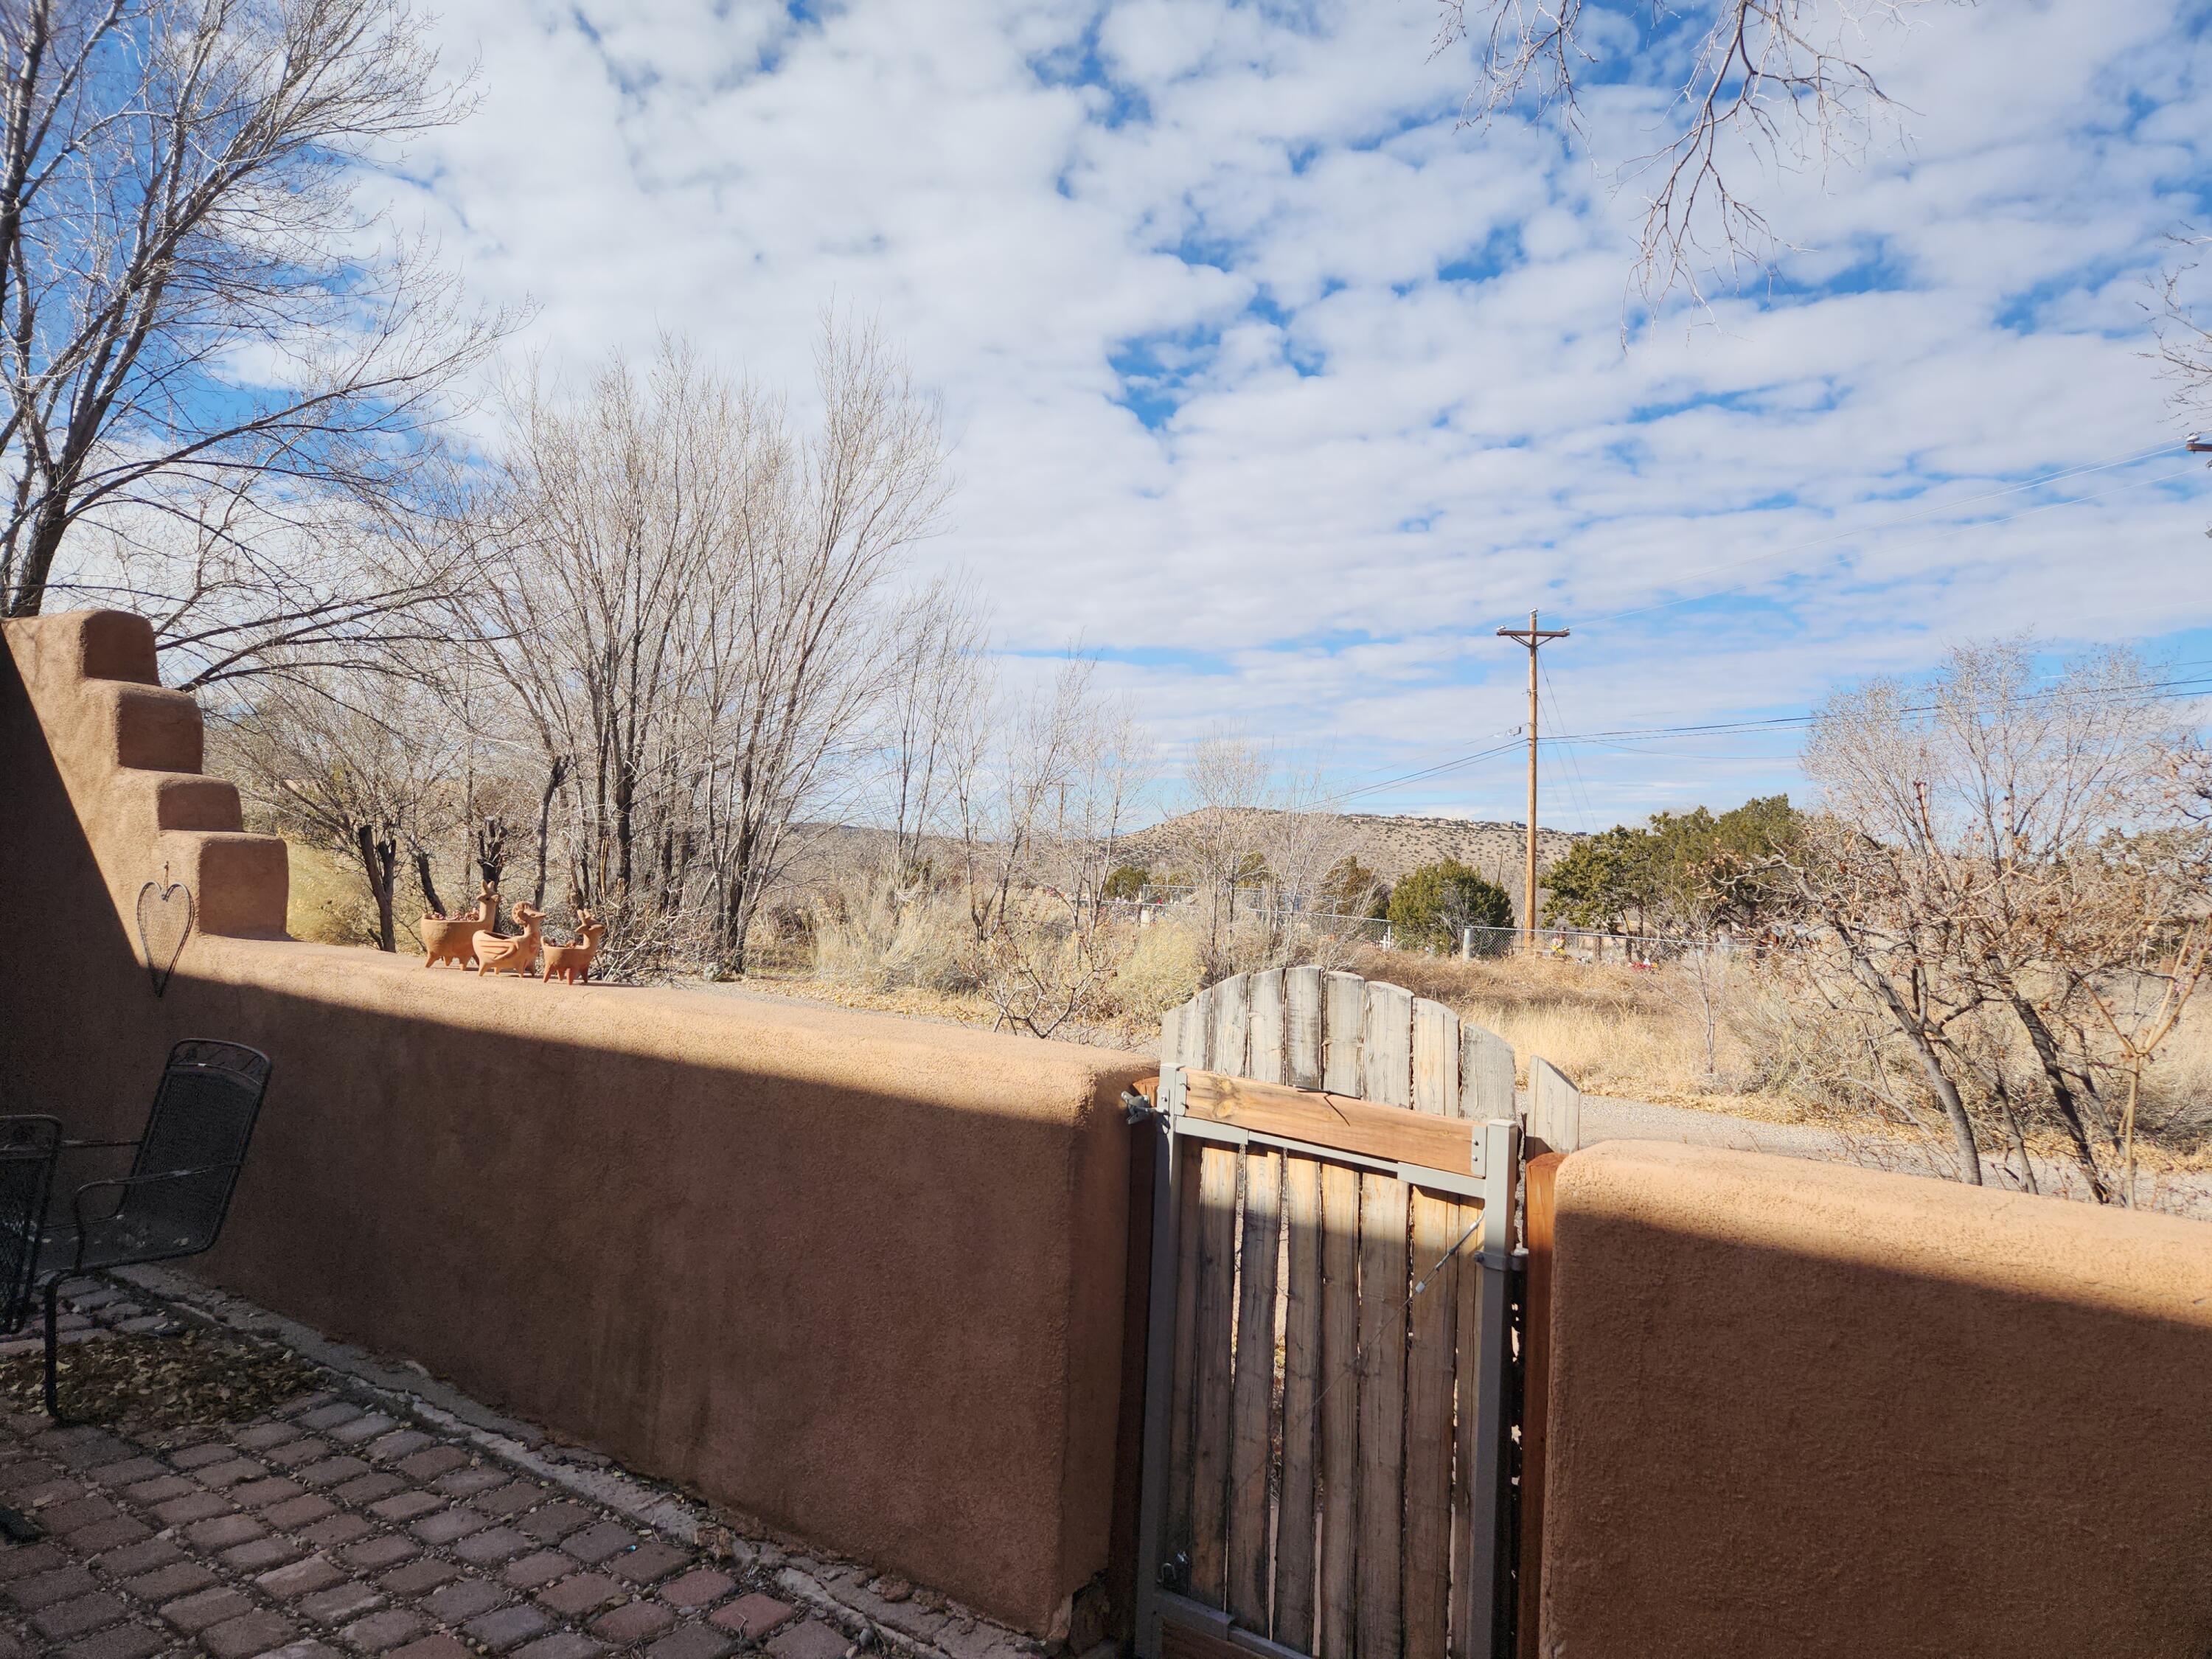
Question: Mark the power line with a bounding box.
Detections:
[1326,672,2212,805]
[1540,658,1601,834]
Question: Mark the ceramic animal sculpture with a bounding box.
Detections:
[473,902,543,977]
[420,883,498,969]
[540,911,606,985]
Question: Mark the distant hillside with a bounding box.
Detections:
[1116,810,1582,893]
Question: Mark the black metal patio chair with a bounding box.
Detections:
[33,1039,272,1419]
[0,1115,62,1538]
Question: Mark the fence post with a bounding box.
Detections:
[1461,926,1474,960]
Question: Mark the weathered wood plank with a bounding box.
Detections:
[1315,1161,1360,1659]
[1403,1188,1461,1658]
[1189,1144,1240,1606]
[1529,1055,1582,1153]
[1285,965,1324,1090]
[1354,1171,1409,1659]
[1248,968,1287,1087]
[1190,985,1219,1072]
[1165,1131,1204,1567]
[1449,1196,1486,1659]
[1322,972,1366,1095]
[1413,998,1460,1116]
[1459,1023,1516,1121]
[1226,1149,1283,1630]
[1214,975,1252,1080]
[1181,1070,1481,1175]
[1160,1003,1187,1117]
[1275,1155,1324,1649]
[1363,981,1415,1107]
[1515,1155,1564,1659]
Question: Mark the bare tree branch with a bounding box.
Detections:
[1436,0,1949,307]
[0,0,518,622]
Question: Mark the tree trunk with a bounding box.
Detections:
[722,824,761,974]
[2001,990,2112,1203]
[1,497,69,618]
[1839,943,1981,1185]
[533,757,567,910]
[1992,1080,2039,1195]
[613,763,636,897]
[413,849,445,919]
[355,824,398,953]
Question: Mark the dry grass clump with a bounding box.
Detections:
[807,879,975,995]
[1107,923,1206,1024]
[1348,945,1767,1110]
[801,873,1208,1042]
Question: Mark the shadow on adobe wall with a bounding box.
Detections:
[1,630,1150,1638]
[1540,1141,2212,1658]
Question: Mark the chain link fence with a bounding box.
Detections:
[1108,882,1731,965]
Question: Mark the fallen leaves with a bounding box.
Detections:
[0,1329,322,1430]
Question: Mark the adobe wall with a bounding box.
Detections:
[0,610,1147,1637]
[1539,1140,2212,1658]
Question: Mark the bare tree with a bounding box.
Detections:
[949,656,1152,1037]
[215,671,463,950]
[1792,641,2202,1197]
[1772,813,1990,1183]
[1436,0,1940,305]
[467,340,734,924]
[691,321,952,971]
[877,577,988,886]
[460,321,950,976]
[0,0,511,639]
[1159,734,1361,981]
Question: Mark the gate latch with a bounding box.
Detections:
[1157,1551,1189,1593]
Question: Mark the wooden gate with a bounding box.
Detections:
[1132,968,1572,1659]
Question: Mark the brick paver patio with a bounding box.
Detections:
[0,1282,1041,1659]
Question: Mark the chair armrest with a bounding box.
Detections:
[64,1165,238,1270]
[59,1138,140,1151]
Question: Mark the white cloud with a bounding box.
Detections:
[380,0,2212,821]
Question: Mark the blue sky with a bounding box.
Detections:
[388,0,2212,829]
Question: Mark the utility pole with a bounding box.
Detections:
[1497,609,1568,952]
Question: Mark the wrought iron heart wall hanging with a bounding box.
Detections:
[136,865,195,998]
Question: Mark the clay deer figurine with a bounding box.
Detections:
[473,902,543,977]
[540,910,606,985]
[420,883,497,969]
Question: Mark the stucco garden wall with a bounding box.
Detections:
[0,609,1147,1638]
[1537,1139,2212,1658]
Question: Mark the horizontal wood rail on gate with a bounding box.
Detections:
[1175,1068,1484,1176]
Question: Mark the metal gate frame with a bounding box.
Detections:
[1130,1061,1525,1659]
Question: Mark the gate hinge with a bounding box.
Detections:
[1123,1088,1166,1127]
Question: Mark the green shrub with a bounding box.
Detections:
[1102,864,1149,902]
[1385,858,1512,952]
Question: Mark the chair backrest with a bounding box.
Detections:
[0,1118,59,1334]
[122,1040,271,1256]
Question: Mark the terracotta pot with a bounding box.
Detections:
[420,882,498,968]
